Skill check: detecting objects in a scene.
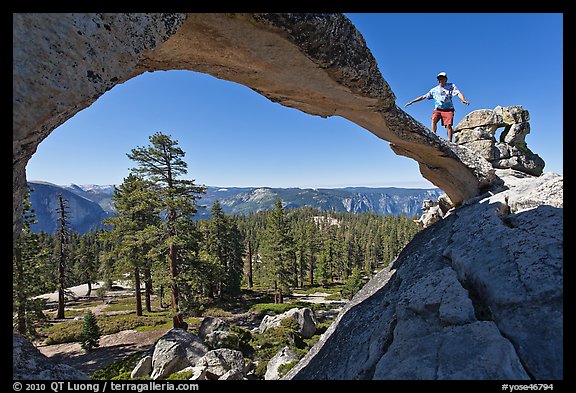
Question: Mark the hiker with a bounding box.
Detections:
[404,71,470,142]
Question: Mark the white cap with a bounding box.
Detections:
[437,72,448,78]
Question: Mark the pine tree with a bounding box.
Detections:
[73,235,98,296]
[202,201,244,299]
[293,219,307,288]
[316,250,329,286]
[127,132,205,328]
[204,201,228,298]
[226,217,245,297]
[101,174,160,316]
[55,193,71,319]
[341,266,363,300]
[325,224,338,283]
[261,198,295,303]
[143,264,154,313]
[80,310,101,351]
[237,214,259,289]
[306,220,320,286]
[13,188,54,337]
[97,236,115,291]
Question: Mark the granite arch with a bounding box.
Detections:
[13,13,497,236]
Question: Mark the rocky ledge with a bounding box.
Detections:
[287,168,562,380]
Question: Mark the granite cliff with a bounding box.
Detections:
[286,109,562,380]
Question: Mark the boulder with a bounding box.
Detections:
[150,328,209,380]
[494,105,530,124]
[461,139,499,161]
[453,109,502,131]
[493,169,562,211]
[414,206,442,229]
[188,366,209,380]
[198,316,228,340]
[13,334,89,380]
[166,365,208,380]
[502,122,530,146]
[414,198,447,229]
[259,308,317,338]
[218,369,245,380]
[205,330,240,350]
[198,316,240,350]
[265,346,299,380]
[454,126,495,144]
[453,105,544,176]
[492,143,545,176]
[130,355,152,378]
[197,348,246,378]
[437,194,453,215]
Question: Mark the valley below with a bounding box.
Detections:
[32,281,347,379]
[27,181,441,234]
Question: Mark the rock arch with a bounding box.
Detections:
[13,13,497,236]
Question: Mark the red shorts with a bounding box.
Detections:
[432,109,455,127]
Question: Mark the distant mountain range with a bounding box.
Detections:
[26,181,442,234]
[27,181,112,235]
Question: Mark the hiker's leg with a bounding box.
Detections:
[444,110,455,142]
[431,111,440,134]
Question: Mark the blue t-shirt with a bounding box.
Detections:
[425,82,461,110]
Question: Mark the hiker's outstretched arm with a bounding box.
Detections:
[457,92,470,105]
[405,95,426,107]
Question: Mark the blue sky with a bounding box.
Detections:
[26,13,563,189]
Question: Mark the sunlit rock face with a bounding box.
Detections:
[286,169,562,380]
[14,13,499,238]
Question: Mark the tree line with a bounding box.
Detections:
[13,132,419,338]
